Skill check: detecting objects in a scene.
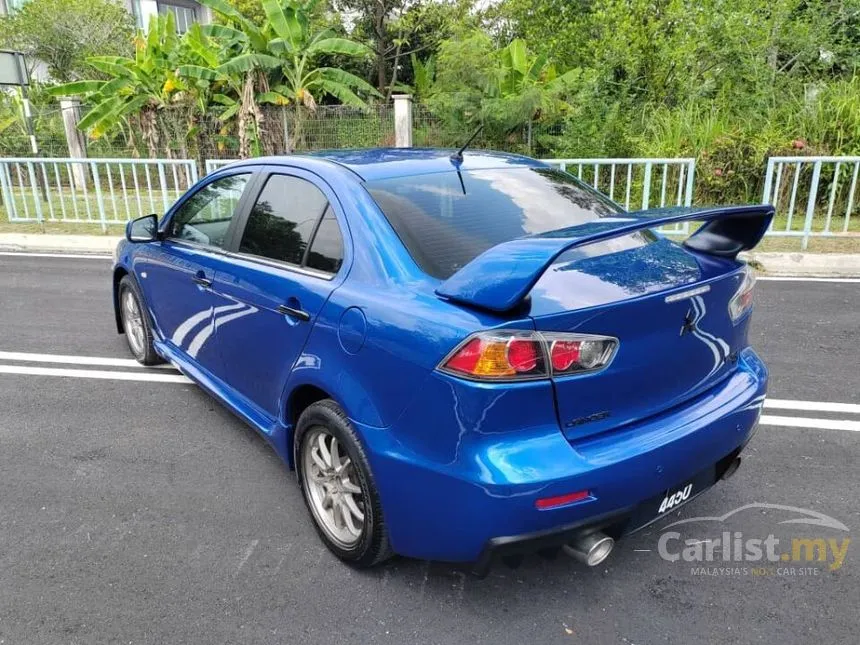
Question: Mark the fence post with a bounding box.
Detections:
[0,162,15,221]
[91,161,107,233]
[25,161,43,229]
[801,160,822,251]
[684,159,696,207]
[60,97,88,192]
[393,94,413,148]
[641,162,652,210]
[761,157,775,204]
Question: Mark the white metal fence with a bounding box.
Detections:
[0,158,198,231]
[204,159,234,175]
[543,158,696,234]
[761,156,859,249]
[2,154,859,247]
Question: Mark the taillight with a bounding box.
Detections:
[440,332,547,380]
[729,266,755,322]
[439,331,617,381]
[546,336,616,375]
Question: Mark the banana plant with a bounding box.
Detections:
[47,13,192,157]
[189,0,379,155]
[490,38,582,126]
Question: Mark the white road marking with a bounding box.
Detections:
[760,415,860,432]
[234,539,259,577]
[0,251,113,260]
[765,399,860,414]
[0,364,191,383]
[756,277,860,283]
[0,352,858,433]
[0,350,177,370]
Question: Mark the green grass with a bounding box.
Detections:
[0,186,181,232]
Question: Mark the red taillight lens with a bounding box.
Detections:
[441,333,545,379]
[440,332,617,381]
[443,337,482,374]
[506,337,539,373]
[550,340,581,371]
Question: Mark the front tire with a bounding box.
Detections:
[295,400,392,568]
[118,275,162,366]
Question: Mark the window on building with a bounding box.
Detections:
[157,1,198,34]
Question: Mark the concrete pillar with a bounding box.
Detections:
[60,97,88,191]
[393,94,413,148]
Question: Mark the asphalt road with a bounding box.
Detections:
[0,253,857,645]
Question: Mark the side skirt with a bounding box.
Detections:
[153,340,294,466]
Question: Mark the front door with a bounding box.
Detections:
[135,170,255,373]
[210,169,348,421]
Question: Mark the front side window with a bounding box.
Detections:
[239,174,343,275]
[169,173,250,248]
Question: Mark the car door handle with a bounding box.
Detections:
[277,304,311,321]
[192,274,212,288]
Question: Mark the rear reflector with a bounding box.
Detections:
[535,490,591,510]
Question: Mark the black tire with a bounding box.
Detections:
[295,399,393,568]
[118,275,163,366]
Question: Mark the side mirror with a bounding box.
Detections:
[126,214,159,243]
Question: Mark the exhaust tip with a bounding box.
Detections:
[721,456,742,481]
[564,532,615,567]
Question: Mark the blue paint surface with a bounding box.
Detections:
[113,149,768,564]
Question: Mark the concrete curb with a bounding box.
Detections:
[1,233,860,278]
[0,233,120,255]
[740,251,860,278]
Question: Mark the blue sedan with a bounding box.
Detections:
[112,149,771,573]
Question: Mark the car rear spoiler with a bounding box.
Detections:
[435,204,774,313]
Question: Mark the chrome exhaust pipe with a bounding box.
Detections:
[564,532,615,567]
[721,456,742,481]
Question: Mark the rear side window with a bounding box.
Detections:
[239,175,329,266]
[239,174,345,275]
[365,167,623,279]
[306,208,344,274]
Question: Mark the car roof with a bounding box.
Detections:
[230,148,549,182]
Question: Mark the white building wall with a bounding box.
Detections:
[137,0,160,28]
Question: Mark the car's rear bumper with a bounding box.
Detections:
[470,447,743,576]
[355,348,767,566]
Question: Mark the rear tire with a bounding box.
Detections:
[295,399,393,568]
[118,275,162,366]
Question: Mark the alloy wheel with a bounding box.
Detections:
[121,289,146,357]
[302,427,366,548]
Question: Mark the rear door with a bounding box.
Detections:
[210,167,349,420]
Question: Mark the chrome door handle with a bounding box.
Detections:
[192,275,212,288]
[277,304,310,321]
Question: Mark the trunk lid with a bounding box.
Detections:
[528,236,749,441]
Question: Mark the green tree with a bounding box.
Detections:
[185,0,377,155]
[427,34,582,150]
[0,0,134,82]
[48,13,193,156]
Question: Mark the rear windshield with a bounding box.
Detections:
[365,167,623,279]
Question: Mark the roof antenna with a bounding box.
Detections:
[450,124,484,164]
